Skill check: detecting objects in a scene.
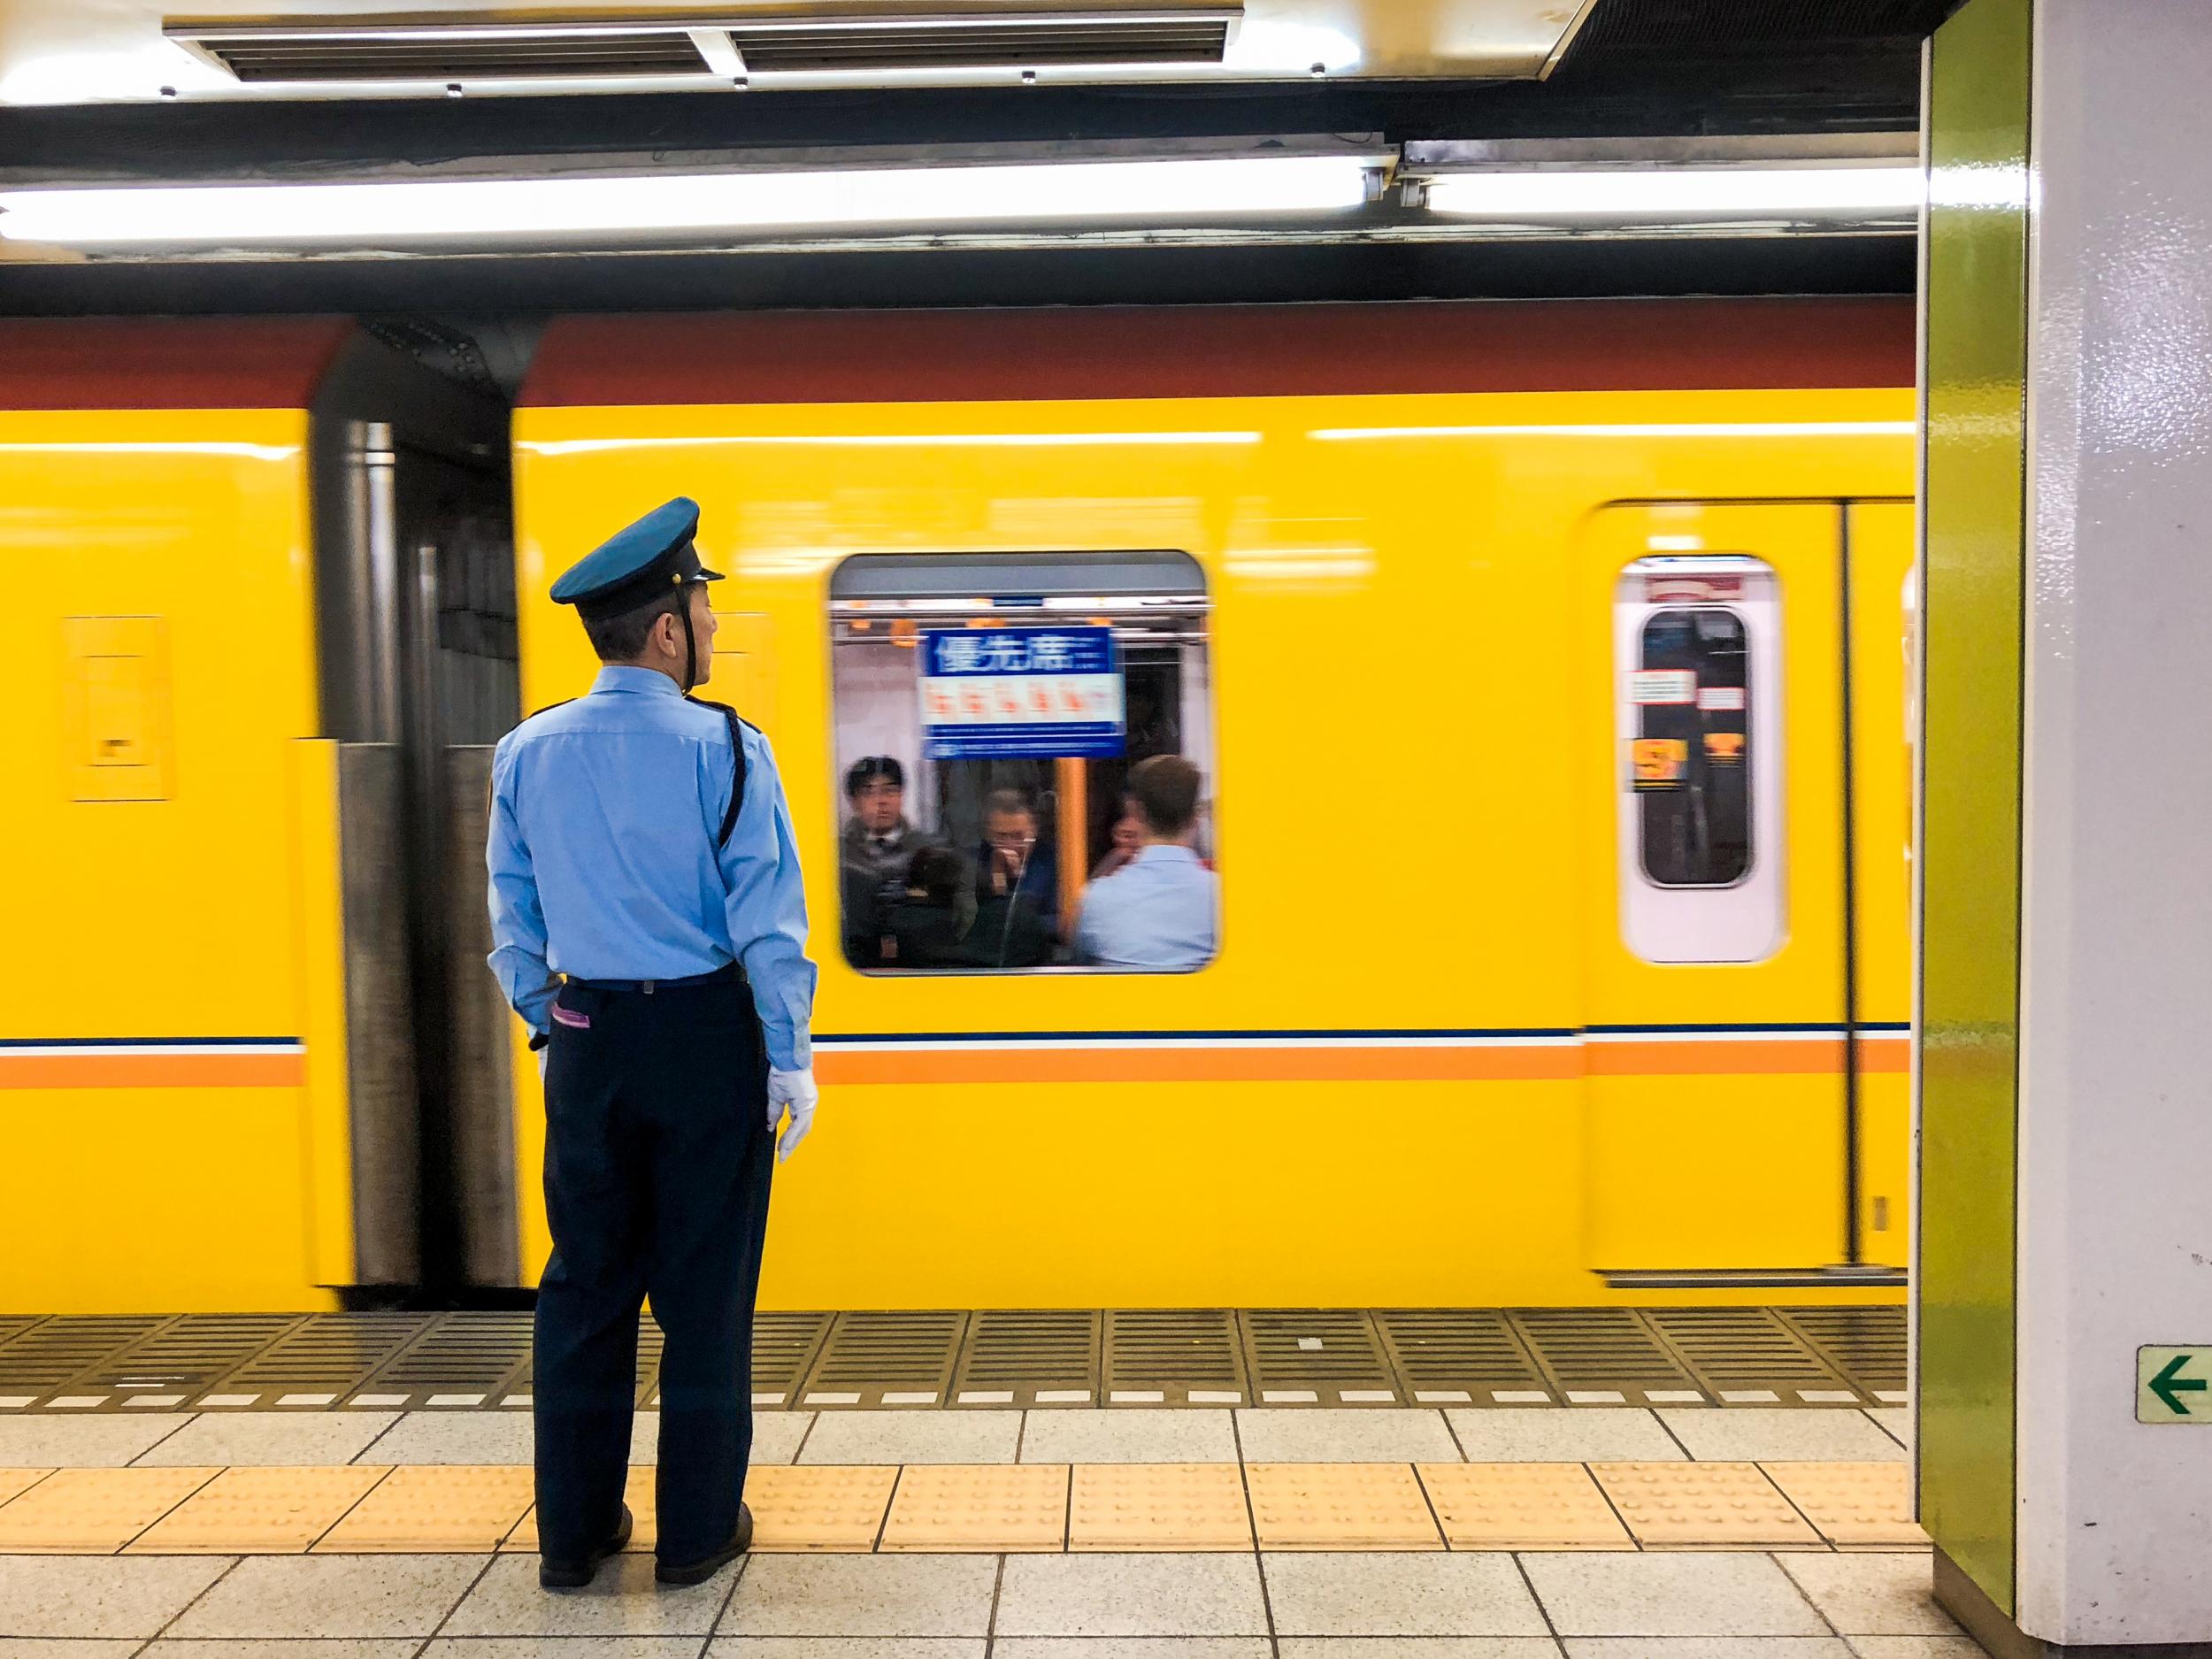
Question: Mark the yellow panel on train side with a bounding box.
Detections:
[0,410,337,1312]
[511,386,1916,1308]
[1849,501,1918,1267]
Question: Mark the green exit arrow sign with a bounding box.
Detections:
[2137,1347,2212,1422]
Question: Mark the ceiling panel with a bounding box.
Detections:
[0,1,1597,104]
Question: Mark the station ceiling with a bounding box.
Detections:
[0,1,1950,104]
[0,0,1957,314]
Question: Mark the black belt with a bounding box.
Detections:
[567,962,744,995]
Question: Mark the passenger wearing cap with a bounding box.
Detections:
[485,497,818,1593]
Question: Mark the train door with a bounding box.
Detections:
[1846,501,1916,1269]
[1579,501,1892,1286]
[306,339,518,1294]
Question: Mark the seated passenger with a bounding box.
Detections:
[1072,755,1217,970]
[840,756,938,964]
[966,887,1055,970]
[1088,793,1144,882]
[880,847,977,970]
[974,787,1061,937]
[882,846,1052,971]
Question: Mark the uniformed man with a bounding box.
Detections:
[486,496,818,1591]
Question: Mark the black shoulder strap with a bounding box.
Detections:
[686,696,751,849]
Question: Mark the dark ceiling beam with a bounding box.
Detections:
[0,233,1914,316]
[0,64,1920,185]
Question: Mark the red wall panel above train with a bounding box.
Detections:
[519,297,1915,409]
[0,317,352,410]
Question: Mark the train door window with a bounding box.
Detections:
[829,550,1217,975]
[1615,557,1784,964]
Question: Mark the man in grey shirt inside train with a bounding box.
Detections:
[1073,755,1217,970]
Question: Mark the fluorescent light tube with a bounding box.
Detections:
[0,155,1371,246]
[1422,165,1921,220]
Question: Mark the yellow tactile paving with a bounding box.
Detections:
[1762,1460,1927,1548]
[1417,1462,1636,1551]
[503,1464,657,1553]
[0,1469,54,1509]
[0,1467,219,1554]
[879,1462,1070,1552]
[1069,1462,1254,1552]
[1591,1460,1824,1549]
[315,1464,535,1552]
[745,1463,899,1552]
[125,1464,390,1554]
[1246,1462,1443,1551]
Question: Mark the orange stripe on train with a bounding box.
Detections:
[817,1039,1866,1087]
[0,1052,307,1089]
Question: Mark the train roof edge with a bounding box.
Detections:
[518,296,1916,411]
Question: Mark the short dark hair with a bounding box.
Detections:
[582,588,684,663]
[846,756,905,797]
[906,845,966,903]
[1129,754,1202,837]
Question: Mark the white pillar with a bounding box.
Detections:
[1924,0,2212,1644]
[2009,0,2212,1642]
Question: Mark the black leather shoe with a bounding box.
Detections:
[539,1502,633,1590]
[656,1501,753,1586]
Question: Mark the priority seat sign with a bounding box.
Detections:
[919,626,1125,761]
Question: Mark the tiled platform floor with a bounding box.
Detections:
[0,1405,1947,1652]
[0,1407,1955,1655]
[0,1546,1970,1654]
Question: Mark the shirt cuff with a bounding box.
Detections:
[764,1022,811,1073]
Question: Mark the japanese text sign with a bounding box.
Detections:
[919,626,1125,760]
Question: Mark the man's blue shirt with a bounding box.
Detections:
[487,665,817,1071]
[1072,843,1218,971]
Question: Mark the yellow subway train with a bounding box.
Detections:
[0,298,1916,1314]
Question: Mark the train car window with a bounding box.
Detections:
[1635,608,1753,887]
[828,551,1217,975]
[1615,557,1784,964]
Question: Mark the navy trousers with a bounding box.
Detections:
[534,966,773,1567]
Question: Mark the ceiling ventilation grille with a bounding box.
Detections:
[167,11,1241,86]
[169,23,717,84]
[728,12,1237,72]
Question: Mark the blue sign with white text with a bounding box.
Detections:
[918,626,1125,760]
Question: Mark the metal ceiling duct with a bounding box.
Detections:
[165,9,1241,87]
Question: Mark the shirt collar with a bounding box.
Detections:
[1133,843,1202,867]
[590,665,683,698]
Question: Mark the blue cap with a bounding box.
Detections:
[551,496,723,619]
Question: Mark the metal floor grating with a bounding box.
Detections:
[952,1309,1098,1405]
[0,1317,168,1394]
[1778,1305,1909,1393]
[1514,1308,1696,1400]
[0,1305,1909,1410]
[1103,1309,1247,1404]
[801,1310,967,1406]
[1647,1308,1851,1398]
[223,1314,423,1400]
[750,1311,833,1404]
[1374,1309,1547,1400]
[365,1311,534,1402]
[74,1314,299,1396]
[1244,1309,1394,1402]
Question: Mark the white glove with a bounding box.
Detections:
[767,1067,818,1164]
[536,1046,549,1082]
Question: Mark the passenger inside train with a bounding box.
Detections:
[1071,755,1219,971]
[838,755,940,963]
